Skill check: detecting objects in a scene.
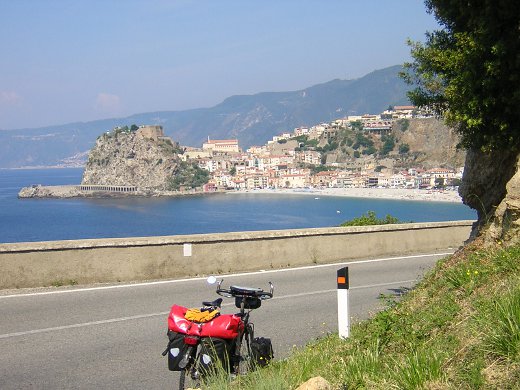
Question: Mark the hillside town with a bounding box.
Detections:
[180,106,463,192]
[20,106,464,200]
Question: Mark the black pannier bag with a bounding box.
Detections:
[251,337,273,367]
[166,330,189,371]
[235,296,261,310]
[198,337,232,374]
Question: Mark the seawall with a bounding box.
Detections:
[0,220,473,289]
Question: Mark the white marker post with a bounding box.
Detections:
[337,267,350,339]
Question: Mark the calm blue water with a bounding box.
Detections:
[0,168,476,244]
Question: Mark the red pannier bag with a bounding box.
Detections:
[168,304,243,339]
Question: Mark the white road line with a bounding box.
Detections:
[0,252,451,300]
[0,313,168,340]
[0,279,417,340]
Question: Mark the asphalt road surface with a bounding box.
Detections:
[0,251,452,389]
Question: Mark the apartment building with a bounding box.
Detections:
[296,150,322,165]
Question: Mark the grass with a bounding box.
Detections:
[50,279,78,287]
[479,286,520,361]
[201,238,520,389]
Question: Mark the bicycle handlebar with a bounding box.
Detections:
[216,280,274,300]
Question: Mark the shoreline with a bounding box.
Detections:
[228,187,463,203]
[17,184,224,199]
[18,183,463,203]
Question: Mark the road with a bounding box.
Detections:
[0,252,451,389]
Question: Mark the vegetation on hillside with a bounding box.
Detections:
[98,125,139,140]
[205,240,520,389]
[158,137,184,156]
[167,161,209,190]
[284,117,462,170]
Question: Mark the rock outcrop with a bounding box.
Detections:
[18,185,83,198]
[459,148,520,243]
[81,129,181,190]
[393,118,465,168]
[294,376,331,390]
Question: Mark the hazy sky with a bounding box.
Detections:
[0,0,439,130]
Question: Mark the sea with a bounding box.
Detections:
[0,168,476,244]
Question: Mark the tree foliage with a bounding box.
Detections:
[380,135,396,156]
[399,143,410,154]
[311,165,333,174]
[401,0,520,151]
[350,120,364,132]
[352,132,373,150]
[395,118,410,132]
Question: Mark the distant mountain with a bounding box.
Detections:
[0,65,411,168]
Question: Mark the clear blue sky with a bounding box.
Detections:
[0,0,439,130]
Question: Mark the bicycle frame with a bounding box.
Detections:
[231,299,255,374]
[165,279,274,389]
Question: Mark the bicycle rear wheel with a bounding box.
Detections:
[178,367,200,390]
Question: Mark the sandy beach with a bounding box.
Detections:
[230,187,463,203]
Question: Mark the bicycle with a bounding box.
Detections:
[163,278,274,390]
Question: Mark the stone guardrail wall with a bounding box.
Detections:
[0,220,474,289]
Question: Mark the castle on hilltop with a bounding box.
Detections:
[136,125,166,141]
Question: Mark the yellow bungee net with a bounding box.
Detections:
[184,308,220,323]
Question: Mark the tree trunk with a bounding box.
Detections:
[459,148,520,243]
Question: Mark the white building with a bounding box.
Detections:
[202,138,241,153]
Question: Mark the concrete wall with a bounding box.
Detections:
[0,221,473,289]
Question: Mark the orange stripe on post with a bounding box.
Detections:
[337,267,349,289]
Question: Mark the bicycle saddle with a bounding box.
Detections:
[202,297,223,308]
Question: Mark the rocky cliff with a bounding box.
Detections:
[392,118,465,168]
[323,118,465,170]
[81,129,182,190]
[459,148,520,243]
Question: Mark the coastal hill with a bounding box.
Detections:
[319,117,465,169]
[81,125,182,190]
[0,65,411,168]
[18,125,205,198]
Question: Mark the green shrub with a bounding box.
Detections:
[340,211,402,226]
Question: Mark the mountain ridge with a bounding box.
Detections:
[0,65,411,168]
